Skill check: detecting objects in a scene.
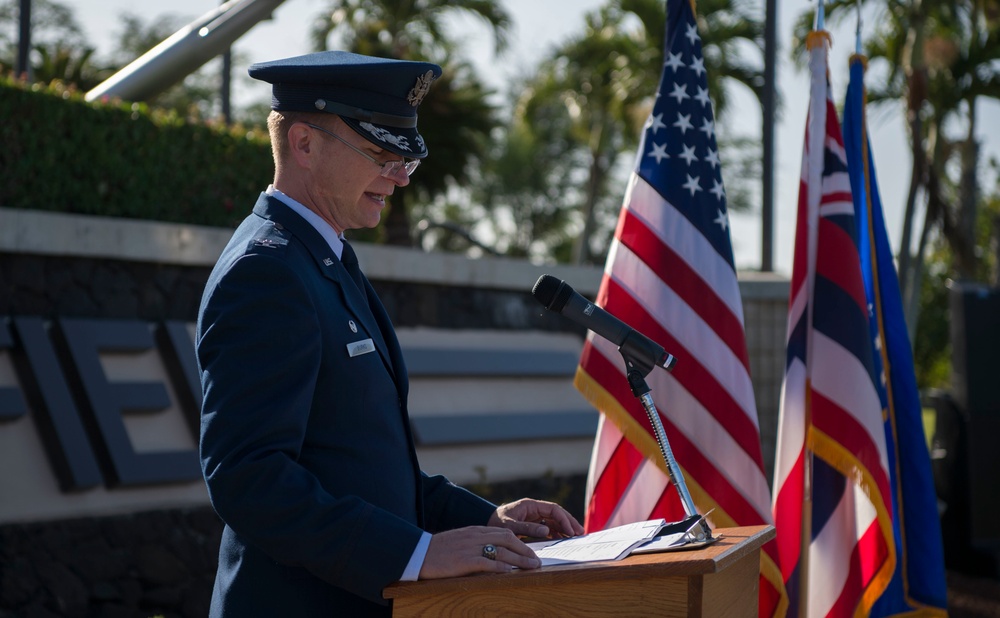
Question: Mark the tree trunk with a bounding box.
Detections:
[993,213,1000,287]
[898,114,923,326]
[957,98,980,274]
[898,116,922,315]
[574,150,605,265]
[906,190,936,344]
[899,8,928,331]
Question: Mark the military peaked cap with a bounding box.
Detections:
[249,50,442,158]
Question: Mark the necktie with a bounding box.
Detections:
[342,240,394,376]
[340,240,367,298]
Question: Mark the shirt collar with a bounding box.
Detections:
[266,185,345,260]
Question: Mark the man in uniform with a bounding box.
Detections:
[196,51,583,616]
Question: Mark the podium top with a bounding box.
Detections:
[384,525,774,601]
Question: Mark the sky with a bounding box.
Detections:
[66,0,1000,276]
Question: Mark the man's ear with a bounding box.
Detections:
[286,122,316,169]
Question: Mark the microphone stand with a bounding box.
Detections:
[619,336,713,541]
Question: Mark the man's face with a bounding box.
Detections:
[303,119,412,233]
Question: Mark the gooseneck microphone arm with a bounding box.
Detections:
[531,274,712,540]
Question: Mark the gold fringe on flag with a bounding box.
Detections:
[806,30,832,50]
[810,427,898,617]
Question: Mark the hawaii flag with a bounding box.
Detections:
[843,54,948,616]
[771,27,896,617]
[575,0,784,614]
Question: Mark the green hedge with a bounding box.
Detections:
[0,76,274,228]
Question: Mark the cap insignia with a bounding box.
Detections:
[407,70,435,107]
[359,122,413,152]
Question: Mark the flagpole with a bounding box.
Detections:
[799,2,831,615]
[855,0,863,56]
[761,0,778,271]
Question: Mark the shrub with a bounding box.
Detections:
[0,75,274,227]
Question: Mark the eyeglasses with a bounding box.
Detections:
[303,122,420,178]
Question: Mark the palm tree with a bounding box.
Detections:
[918,0,1000,278]
[621,0,767,117]
[311,0,512,246]
[515,0,766,264]
[392,59,497,245]
[517,4,650,264]
[0,0,105,85]
[32,44,108,90]
[473,78,586,261]
[797,0,1000,336]
[621,0,768,216]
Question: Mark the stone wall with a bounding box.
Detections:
[0,255,208,323]
[741,277,791,484]
[0,474,590,618]
[0,253,582,333]
[0,509,220,618]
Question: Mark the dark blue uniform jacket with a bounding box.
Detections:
[197,194,495,616]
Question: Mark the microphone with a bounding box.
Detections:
[531,274,676,373]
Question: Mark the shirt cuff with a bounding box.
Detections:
[399,531,432,581]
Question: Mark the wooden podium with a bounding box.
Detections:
[384,525,774,617]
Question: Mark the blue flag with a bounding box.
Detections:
[843,54,949,616]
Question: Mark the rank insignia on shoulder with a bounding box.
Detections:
[253,237,284,249]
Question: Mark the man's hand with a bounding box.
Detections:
[488,498,585,540]
[418,526,540,579]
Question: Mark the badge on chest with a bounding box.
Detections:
[347,338,376,358]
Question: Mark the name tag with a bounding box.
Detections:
[347,338,376,358]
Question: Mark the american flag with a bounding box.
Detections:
[771,29,896,616]
[575,0,784,614]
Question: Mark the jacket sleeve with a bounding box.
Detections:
[420,472,497,533]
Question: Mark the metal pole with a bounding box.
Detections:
[221,50,232,122]
[86,0,288,103]
[220,0,232,124]
[16,0,32,81]
[761,0,778,271]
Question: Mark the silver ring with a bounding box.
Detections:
[482,544,497,561]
